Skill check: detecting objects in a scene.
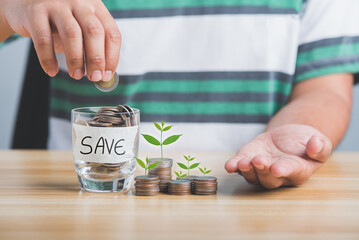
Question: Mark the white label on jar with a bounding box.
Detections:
[72,124,138,163]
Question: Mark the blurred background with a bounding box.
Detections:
[0,39,358,150]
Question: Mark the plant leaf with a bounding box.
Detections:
[148,162,160,170]
[163,134,182,145]
[175,171,180,177]
[162,125,173,131]
[189,163,200,169]
[161,121,164,127]
[184,155,188,160]
[142,134,161,146]
[177,162,188,170]
[153,122,162,131]
[136,158,146,169]
[205,170,212,174]
[199,167,204,174]
[182,174,188,178]
[189,157,195,161]
[146,156,149,165]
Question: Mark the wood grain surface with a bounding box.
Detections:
[0,150,358,240]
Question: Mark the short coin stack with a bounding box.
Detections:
[148,158,173,193]
[178,175,196,193]
[193,176,218,195]
[135,175,160,196]
[168,180,192,195]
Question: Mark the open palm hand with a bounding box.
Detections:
[225,124,332,189]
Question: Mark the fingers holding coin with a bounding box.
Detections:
[94,72,120,92]
[4,0,121,81]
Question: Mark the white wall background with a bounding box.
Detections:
[0,39,358,150]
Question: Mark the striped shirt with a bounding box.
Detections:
[3,0,359,152]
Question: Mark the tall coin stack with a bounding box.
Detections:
[135,175,160,196]
[193,176,218,195]
[168,180,192,195]
[148,158,173,192]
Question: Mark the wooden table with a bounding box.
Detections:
[0,151,358,240]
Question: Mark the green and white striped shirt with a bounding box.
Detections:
[8,0,359,151]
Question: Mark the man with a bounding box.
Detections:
[1,0,358,188]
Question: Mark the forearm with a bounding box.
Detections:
[0,0,14,42]
[266,74,353,148]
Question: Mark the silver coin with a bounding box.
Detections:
[117,104,131,115]
[148,158,173,168]
[135,175,160,181]
[87,120,113,127]
[96,115,124,124]
[122,104,135,115]
[193,176,217,181]
[87,105,137,128]
[94,72,119,92]
[169,180,192,185]
[177,175,196,181]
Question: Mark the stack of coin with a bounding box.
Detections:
[148,158,173,192]
[193,176,218,195]
[177,175,196,193]
[135,175,160,196]
[168,180,192,195]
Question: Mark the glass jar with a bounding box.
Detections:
[71,106,140,192]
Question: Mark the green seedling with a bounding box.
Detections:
[177,155,200,175]
[136,156,160,175]
[175,171,187,179]
[199,167,212,176]
[142,121,182,160]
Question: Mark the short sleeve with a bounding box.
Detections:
[295,0,359,83]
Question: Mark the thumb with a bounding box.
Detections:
[306,135,332,162]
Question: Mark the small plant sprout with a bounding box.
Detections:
[177,155,200,175]
[199,167,212,176]
[175,171,187,179]
[142,121,182,160]
[136,156,160,175]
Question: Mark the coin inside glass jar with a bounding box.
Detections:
[94,72,119,92]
